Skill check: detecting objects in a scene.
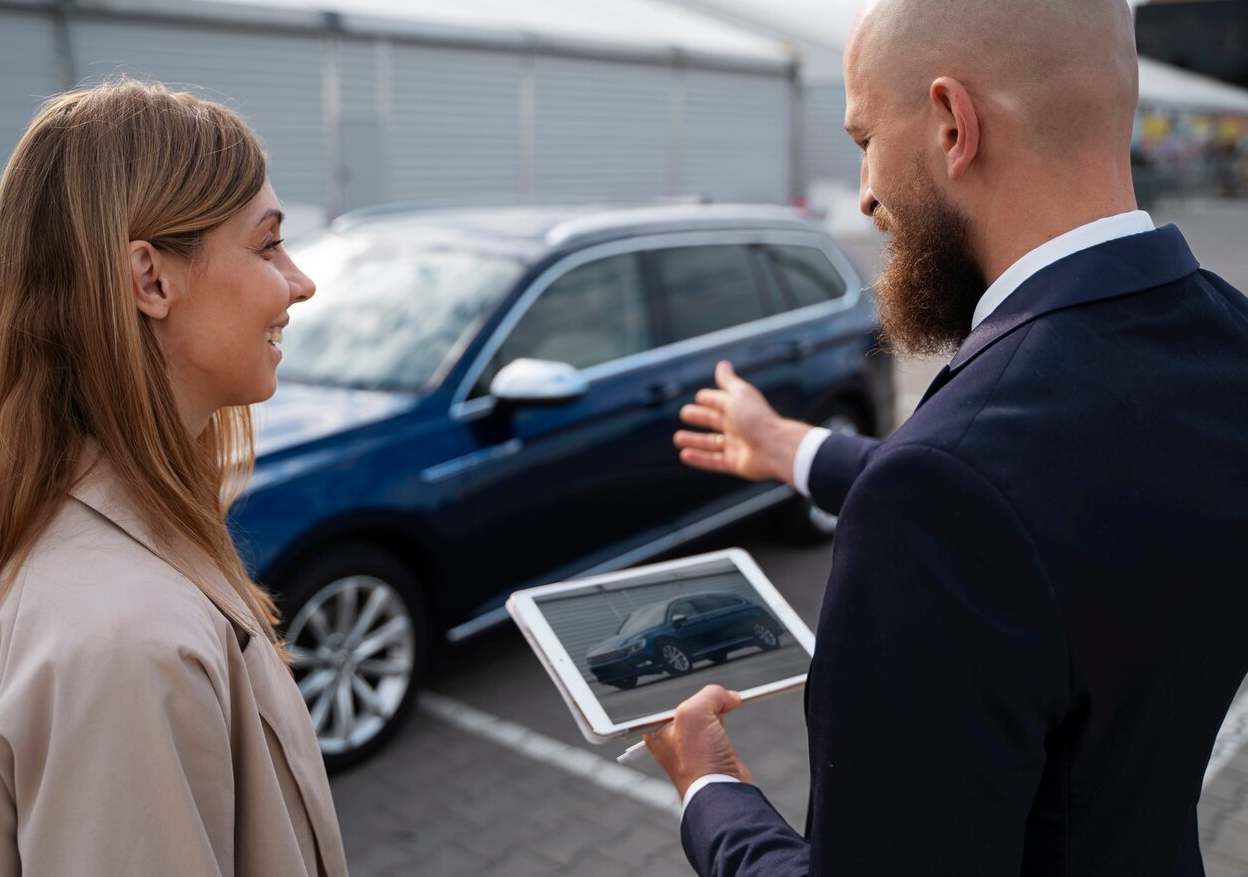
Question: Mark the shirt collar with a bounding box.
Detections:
[970,210,1156,329]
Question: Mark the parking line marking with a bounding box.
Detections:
[419,691,681,817]
[1205,684,1248,791]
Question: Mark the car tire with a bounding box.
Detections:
[277,541,430,772]
[752,621,782,651]
[777,402,867,544]
[657,639,693,676]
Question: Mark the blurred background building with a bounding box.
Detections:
[1,0,1247,227]
[0,0,803,225]
[1133,0,1248,201]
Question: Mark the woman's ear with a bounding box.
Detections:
[931,76,980,181]
[129,241,175,320]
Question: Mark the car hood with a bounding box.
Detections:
[587,633,636,657]
[254,381,420,456]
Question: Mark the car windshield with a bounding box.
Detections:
[278,233,525,390]
[617,601,670,636]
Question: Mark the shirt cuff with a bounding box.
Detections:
[792,427,832,498]
[682,774,743,817]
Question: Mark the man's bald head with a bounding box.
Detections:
[843,0,1144,353]
[847,0,1138,155]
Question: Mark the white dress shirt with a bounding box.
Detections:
[684,210,1157,814]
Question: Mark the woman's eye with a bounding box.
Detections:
[262,238,284,254]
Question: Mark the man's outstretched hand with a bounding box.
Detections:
[674,361,814,487]
[644,685,752,800]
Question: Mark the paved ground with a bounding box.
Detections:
[330,196,1248,876]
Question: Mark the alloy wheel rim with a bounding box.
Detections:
[754,623,778,647]
[663,643,691,672]
[286,575,415,755]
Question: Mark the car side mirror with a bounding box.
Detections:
[490,358,589,405]
[671,614,687,628]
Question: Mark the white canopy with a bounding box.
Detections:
[1138,56,1248,116]
[193,0,794,71]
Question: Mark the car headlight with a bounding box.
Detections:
[626,640,646,654]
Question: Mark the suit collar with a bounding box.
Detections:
[948,224,1199,375]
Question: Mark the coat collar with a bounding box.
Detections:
[69,448,257,631]
[947,224,1200,375]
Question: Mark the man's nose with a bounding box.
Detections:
[858,163,878,217]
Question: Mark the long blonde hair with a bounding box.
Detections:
[0,80,281,643]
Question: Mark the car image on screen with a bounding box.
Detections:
[585,592,785,690]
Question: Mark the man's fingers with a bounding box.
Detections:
[673,429,724,452]
[693,388,729,412]
[679,403,724,431]
[678,448,730,473]
[714,360,742,390]
[679,684,745,721]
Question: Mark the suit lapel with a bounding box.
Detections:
[917,224,1199,408]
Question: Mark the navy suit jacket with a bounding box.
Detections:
[682,226,1248,875]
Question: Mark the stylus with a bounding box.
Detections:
[616,740,649,765]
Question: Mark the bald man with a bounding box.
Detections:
[644,0,1248,874]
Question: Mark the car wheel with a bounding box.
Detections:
[278,542,430,771]
[778,402,866,543]
[752,621,782,651]
[657,639,693,676]
[611,676,638,691]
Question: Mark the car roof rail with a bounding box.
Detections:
[544,203,818,249]
[331,194,711,233]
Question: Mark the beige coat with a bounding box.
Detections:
[0,462,349,876]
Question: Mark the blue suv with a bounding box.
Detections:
[586,592,785,690]
[231,202,893,766]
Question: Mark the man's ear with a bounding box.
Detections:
[931,76,980,181]
[129,241,176,320]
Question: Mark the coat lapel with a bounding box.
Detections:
[68,454,258,635]
[70,454,348,874]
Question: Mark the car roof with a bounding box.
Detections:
[667,591,744,605]
[329,201,826,259]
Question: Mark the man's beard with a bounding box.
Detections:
[871,169,986,357]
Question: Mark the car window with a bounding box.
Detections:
[653,245,769,342]
[669,599,697,620]
[617,601,668,636]
[279,233,524,390]
[690,594,735,612]
[763,245,847,309]
[476,253,652,395]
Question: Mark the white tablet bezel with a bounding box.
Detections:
[506,548,816,743]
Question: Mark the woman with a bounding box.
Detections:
[0,81,349,876]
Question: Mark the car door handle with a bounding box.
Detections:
[639,382,681,406]
[781,339,816,361]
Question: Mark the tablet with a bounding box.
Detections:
[506,548,816,743]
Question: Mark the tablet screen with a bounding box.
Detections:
[508,549,815,741]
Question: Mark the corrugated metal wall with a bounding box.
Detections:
[386,43,525,201]
[0,4,797,214]
[0,10,61,159]
[682,68,791,201]
[69,19,328,207]
[532,56,670,198]
[802,81,859,186]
